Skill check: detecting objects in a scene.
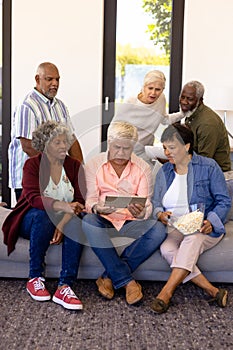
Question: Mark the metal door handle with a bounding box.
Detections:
[105,96,109,111]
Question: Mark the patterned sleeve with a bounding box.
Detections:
[14,104,37,140]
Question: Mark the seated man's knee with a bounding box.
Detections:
[82,213,97,225]
[153,221,167,239]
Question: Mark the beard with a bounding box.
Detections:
[183,100,200,120]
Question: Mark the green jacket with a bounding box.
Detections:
[185,103,231,171]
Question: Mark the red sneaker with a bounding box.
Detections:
[52,286,83,310]
[26,277,51,301]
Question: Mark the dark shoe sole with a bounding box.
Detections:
[150,298,170,314]
[208,288,228,308]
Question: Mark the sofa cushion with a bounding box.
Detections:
[226,179,233,221]
[1,207,233,282]
[197,220,233,270]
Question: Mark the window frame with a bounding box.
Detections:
[2,0,12,205]
[101,0,185,147]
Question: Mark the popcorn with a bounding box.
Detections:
[170,209,204,235]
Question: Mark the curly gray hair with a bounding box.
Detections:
[32,120,74,152]
[183,81,205,100]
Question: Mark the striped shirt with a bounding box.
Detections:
[9,88,73,189]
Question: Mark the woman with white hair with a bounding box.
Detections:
[3,121,86,310]
[112,70,187,166]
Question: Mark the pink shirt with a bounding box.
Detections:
[85,152,153,230]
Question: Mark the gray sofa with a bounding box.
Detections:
[1,207,233,283]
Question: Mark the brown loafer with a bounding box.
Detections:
[208,288,228,308]
[150,298,170,314]
[96,277,114,300]
[125,280,143,305]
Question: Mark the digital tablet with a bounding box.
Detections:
[105,196,147,208]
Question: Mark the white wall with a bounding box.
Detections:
[12,0,233,156]
[183,0,233,145]
[12,0,104,160]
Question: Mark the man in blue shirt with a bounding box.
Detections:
[9,62,83,201]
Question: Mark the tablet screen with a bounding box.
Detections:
[105,196,147,208]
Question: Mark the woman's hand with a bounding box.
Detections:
[128,203,145,218]
[50,228,63,245]
[70,201,85,215]
[157,211,172,225]
[200,220,213,235]
[53,200,85,215]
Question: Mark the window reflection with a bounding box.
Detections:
[0,0,2,200]
[115,0,171,104]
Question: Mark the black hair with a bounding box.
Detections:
[161,123,194,155]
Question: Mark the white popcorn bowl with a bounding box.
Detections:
[168,203,205,235]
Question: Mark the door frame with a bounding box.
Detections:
[169,0,185,112]
[101,0,117,150]
[101,0,185,147]
[2,0,12,205]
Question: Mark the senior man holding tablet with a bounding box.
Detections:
[82,121,166,305]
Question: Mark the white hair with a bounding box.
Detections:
[143,70,166,89]
[107,121,138,144]
[184,81,205,99]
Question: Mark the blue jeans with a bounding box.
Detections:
[82,214,166,289]
[19,208,84,287]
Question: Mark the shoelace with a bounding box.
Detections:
[60,286,78,299]
[33,277,46,291]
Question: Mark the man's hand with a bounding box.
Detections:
[20,137,39,157]
[93,204,116,215]
[68,137,83,163]
[127,202,145,218]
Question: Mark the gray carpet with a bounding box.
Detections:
[0,278,233,350]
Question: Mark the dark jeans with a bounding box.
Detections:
[82,213,167,289]
[19,208,84,287]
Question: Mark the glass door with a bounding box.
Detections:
[115,0,171,104]
[115,0,172,143]
[0,1,2,201]
[102,0,185,148]
[2,0,12,205]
